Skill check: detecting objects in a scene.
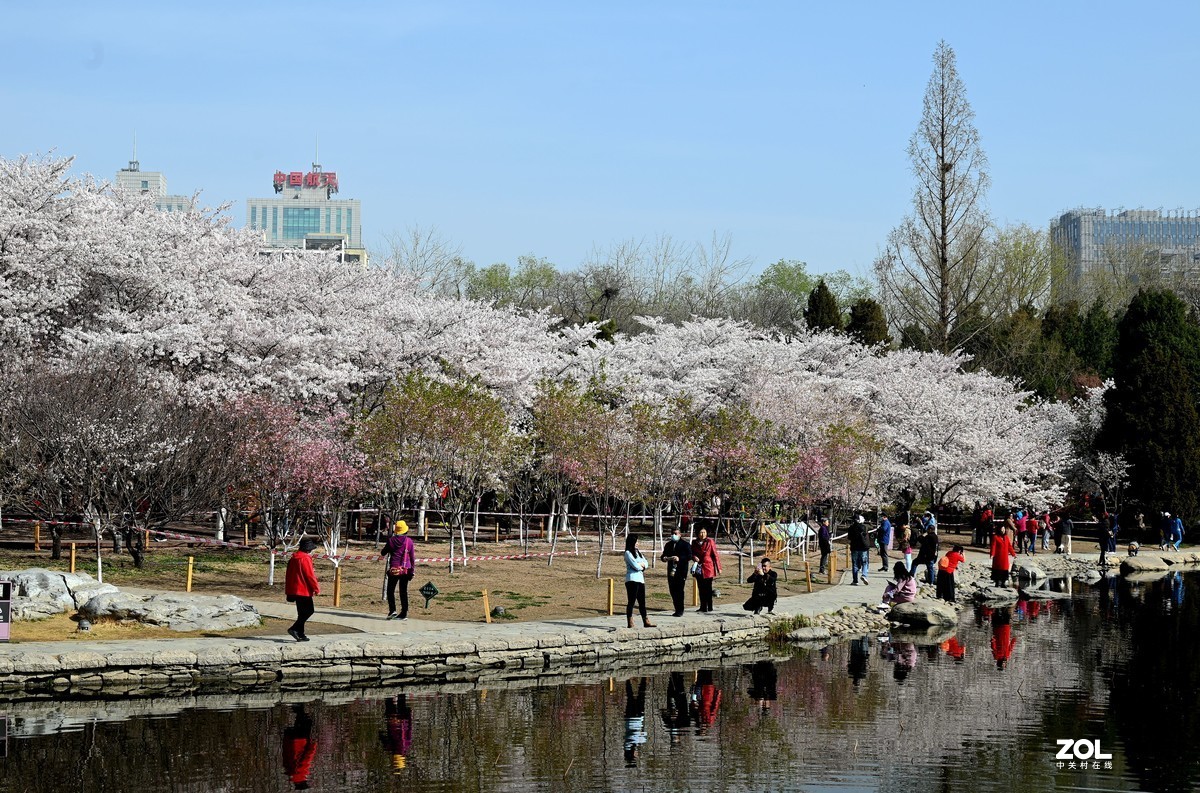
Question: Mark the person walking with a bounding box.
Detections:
[914,523,939,585]
[898,521,913,572]
[936,544,966,603]
[1098,513,1113,566]
[691,528,721,613]
[817,518,832,575]
[877,513,893,572]
[743,557,778,614]
[849,514,871,586]
[382,520,415,620]
[1170,512,1185,550]
[623,533,655,628]
[989,525,1015,587]
[285,538,320,642]
[661,527,693,617]
[1059,513,1073,555]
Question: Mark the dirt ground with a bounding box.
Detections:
[4,611,354,643]
[0,537,837,625]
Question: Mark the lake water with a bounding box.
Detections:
[0,571,1194,792]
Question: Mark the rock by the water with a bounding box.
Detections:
[1120,556,1169,575]
[1074,570,1103,583]
[1014,561,1046,580]
[0,568,119,618]
[1123,570,1169,584]
[888,600,958,627]
[787,626,832,642]
[1019,588,1072,601]
[889,623,958,645]
[79,592,260,632]
[974,586,1020,605]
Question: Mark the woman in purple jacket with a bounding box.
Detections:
[382,520,416,620]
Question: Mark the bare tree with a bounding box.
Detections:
[382,224,474,297]
[875,41,993,353]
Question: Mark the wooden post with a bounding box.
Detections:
[144,529,150,552]
[830,548,836,584]
[495,519,500,544]
[33,521,41,552]
[845,544,851,569]
[805,559,813,593]
[243,521,249,547]
[482,589,492,623]
[333,566,343,607]
[692,576,699,606]
[607,578,615,615]
[186,556,194,592]
[70,542,76,574]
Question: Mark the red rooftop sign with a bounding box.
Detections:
[273,170,338,194]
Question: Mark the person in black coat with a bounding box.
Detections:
[661,528,693,617]
[743,557,778,614]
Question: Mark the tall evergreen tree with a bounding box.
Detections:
[1101,289,1200,520]
[803,279,842,332]
[846,298,891,346]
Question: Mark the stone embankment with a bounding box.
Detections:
[0,614,776,701]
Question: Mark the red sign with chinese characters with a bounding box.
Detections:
[273,170,339,194]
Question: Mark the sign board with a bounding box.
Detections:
[0,580,10,642]
[273,170,338,194]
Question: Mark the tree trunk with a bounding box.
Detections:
[51,524,62,560]
[124,526,145,569]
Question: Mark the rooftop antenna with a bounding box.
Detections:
[128,132,140,171]
[313,134,320,172]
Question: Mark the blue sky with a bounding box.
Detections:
[4,1,1200,278]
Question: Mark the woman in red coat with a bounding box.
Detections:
[989,526,1015,588]
[691,527,721,613]
[285,538,321,642]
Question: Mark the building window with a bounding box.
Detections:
[272,207,278,237]
[324,207,330,231]
[141,180,148,189]
[336,209,342,233]
[251,207,257,229]
[346,209,353,237]
[282,206,322,240]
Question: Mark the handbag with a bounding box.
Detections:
[689,560,701,578]
[388,565,409,576]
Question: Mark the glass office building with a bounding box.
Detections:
[1051,208,1200,283]
[246,164,364,263]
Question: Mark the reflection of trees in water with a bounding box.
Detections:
[1107,573,1200,793]
[7,584,1196,792]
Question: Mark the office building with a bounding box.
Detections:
[114,157,193,213]
[1051,207,1200,285]
[246,163,365,264]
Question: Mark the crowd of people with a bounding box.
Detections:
[277,500,1189,638]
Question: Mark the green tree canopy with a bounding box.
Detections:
[1101,289,1200,520]
[845,298,890,347]
[804,279,842,332]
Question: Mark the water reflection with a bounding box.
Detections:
[2,574,1200,791]
[280,704,316,790]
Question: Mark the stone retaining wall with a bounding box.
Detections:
[0,616,773,702]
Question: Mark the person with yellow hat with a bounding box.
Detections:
[381,520,415,619]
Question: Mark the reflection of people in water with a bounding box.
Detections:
[941,636,966,663]
[847,635,870,685]
[1169,572,1185,610]
[282,704,318,790]
[990,609,1017,670]
[746,661,777,711]
[378,694,413,774]
[892,641,917,682]
[624,678,648,766]
[692,670,722,735]
[661,672,691,744]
